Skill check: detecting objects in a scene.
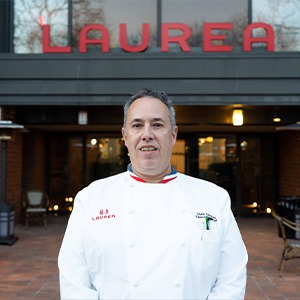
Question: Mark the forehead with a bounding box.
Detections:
[127,97,169,121]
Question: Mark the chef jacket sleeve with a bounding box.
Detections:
[58,192,98,300]
[208,191,248,300]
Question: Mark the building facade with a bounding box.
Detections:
[0,0,299,222]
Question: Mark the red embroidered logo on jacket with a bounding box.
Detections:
[92,209,116,221]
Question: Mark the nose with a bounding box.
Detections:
[142,124,154,141]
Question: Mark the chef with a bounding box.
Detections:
[58,88,248,299]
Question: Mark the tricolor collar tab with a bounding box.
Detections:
[127,164,177,184]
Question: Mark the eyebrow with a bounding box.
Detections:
[130,117,165,124]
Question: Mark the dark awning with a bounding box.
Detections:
[276,122,300,131]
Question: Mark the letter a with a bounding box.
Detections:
[243,22,274,52]
[79,24,110,53]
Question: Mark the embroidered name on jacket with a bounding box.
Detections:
[92,209,116,221]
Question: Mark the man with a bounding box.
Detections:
[58,88,248,299]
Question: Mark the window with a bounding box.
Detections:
[162,0,248,48]
[13,0,299,53]
[91,0,157,48]
[252,0,300,51]
[172,139,185,173]
[14,0,68,53]
[13,0,248,53]
[87,136,128,182]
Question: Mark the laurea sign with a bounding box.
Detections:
[42,22,275,53]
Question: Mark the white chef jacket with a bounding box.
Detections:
[58,170,248,300]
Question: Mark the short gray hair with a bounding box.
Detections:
[123,88,176,131]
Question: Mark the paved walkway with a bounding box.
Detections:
[0,214,300,299]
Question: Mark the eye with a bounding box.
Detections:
[153,123,163,128]
[132,123,142,128]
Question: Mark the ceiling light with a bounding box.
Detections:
[232,109,244,126]
[273,117,281,123]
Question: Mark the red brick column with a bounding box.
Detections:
[0,107,23,223]
[6,131,23,222]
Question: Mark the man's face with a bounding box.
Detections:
[122,97,178,181]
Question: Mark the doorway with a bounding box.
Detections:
[238,135,276,214]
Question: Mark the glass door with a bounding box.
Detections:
[48,133,276,216]
[239,135,276,214]
[48,135,83,213]
[198,135,237,211]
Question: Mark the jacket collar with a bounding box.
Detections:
[127,164,177,184]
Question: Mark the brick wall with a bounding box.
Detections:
[1,108,47,223]
[279,131,300,196]
[6,131,23,222]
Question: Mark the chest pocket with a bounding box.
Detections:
[202,229,220,242]
[189,220,221,273]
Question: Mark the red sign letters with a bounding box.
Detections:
[42,22,275,53]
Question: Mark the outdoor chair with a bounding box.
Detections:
[22,190,50,229]
[272,212,300,274]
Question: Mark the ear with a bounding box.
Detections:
[172,126,178,146]
[122,127,128,147]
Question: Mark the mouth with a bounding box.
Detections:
[140,146,157,152]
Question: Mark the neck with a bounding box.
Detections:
[131,165,173,183]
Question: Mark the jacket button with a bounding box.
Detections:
[173,281,180,287]
[133,281,139,287]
